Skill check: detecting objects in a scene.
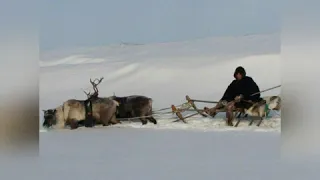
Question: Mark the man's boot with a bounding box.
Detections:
[226,118,234,126]
[204,107,217,117]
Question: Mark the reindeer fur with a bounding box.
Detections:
[109,95,157,125]
[242,96,281,118]
[43,98,119,129]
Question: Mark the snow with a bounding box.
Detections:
[38,128,281,180]
[39,33,284,179]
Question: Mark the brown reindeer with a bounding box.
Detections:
[109,95,157,125]
[42,77,120,130]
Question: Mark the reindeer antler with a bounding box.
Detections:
[83,90,92,98]
[89,77,104,98]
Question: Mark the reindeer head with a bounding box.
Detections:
[264,96,281,110]
[42,109,57,128]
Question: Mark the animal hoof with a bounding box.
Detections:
[70,123,79,129]
[84,123,94,127]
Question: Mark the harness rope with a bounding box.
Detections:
[264,103,270,118]
[84,99,94,127]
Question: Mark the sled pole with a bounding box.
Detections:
[185,99,219,104]
[250,85,281,96]
[171,109,204,112]
[185,85,281,103]
[117,114,160,121]
[155,103,187,112]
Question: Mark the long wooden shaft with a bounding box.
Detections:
[250,85,281,96]
[188,99,219,103]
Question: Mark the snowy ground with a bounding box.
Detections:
[38,128,281,180]
[39,33,283,179]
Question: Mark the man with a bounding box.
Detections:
[203,66,262,126]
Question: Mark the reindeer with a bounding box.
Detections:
[42,77,120,130]
[241,96,281,116]
[234,95,281,127]
[109,94,157,125]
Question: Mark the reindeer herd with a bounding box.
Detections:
[42,77,157,130]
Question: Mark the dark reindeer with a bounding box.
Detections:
[42,77,120,130]
[109,95,157,125]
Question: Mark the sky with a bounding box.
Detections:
[40,0,280,51]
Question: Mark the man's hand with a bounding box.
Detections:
[221,100,228,106]
[234,94,243,102]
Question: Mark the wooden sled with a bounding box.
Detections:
[170,95,218,124]
[171,95,280,127]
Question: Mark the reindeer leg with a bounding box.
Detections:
[137,111,148,125]
[147,116,157,125]
[69,119,79,130]
[140,117,148,125]
[236,112,242,118]
[101,107,120,126]
[77,120,85,127]
[248,117,255,126]
[234,112,242,127]
[100,113,109,126]
[257,117,264,127]
[109,113,121,124]
[235,109,249,127]
[101,116,111,126]
[132,109,147,125]
[84,115,94,128]
[56,121,66,129]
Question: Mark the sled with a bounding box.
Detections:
[170,95,281,127]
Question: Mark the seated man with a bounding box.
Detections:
[203,66,262,126]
